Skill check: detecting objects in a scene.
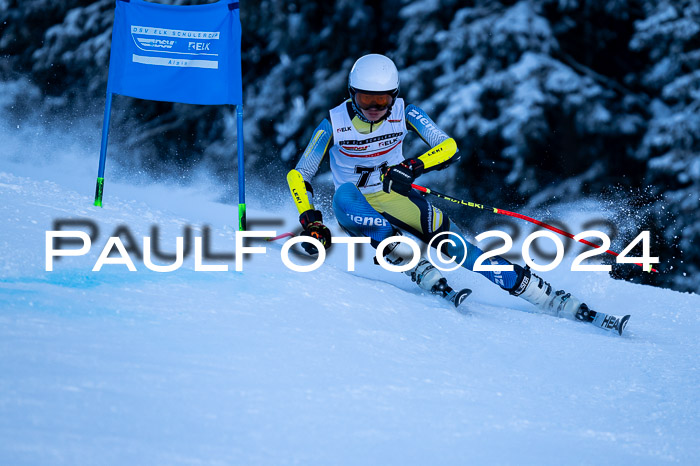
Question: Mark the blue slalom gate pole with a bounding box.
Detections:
[237,104,246,230]
[94,92,113,207]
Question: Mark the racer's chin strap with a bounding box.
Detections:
[287,169,315,214]
[348,100,390,132]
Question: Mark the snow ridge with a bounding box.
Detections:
[1,158,699,465]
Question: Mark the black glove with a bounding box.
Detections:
[299,209,332,255]
[381,158,424,195]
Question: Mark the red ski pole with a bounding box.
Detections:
[266,232,295,242]
[411,183,658,273]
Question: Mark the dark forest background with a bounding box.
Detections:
[1,0,698,293]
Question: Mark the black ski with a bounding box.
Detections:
[592,312,631,336]
[431,278,472,310]
[446,287,473,309]
[576,305,630,336]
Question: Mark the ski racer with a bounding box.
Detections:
[286,53,627,333]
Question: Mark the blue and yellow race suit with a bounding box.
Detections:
[287,98,523,290]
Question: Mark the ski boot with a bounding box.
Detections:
[382,235,471,309]
[510,267,630,335]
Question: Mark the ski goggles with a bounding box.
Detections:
[354,91,394,111]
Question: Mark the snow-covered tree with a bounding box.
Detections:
[625,0,700,292]
[0,0,698,292]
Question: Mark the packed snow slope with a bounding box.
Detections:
[1,143,699,465]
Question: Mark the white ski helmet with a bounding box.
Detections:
[348,54,400,121]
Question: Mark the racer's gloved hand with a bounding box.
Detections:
[381,158,424,195]
[299,209,332,255]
